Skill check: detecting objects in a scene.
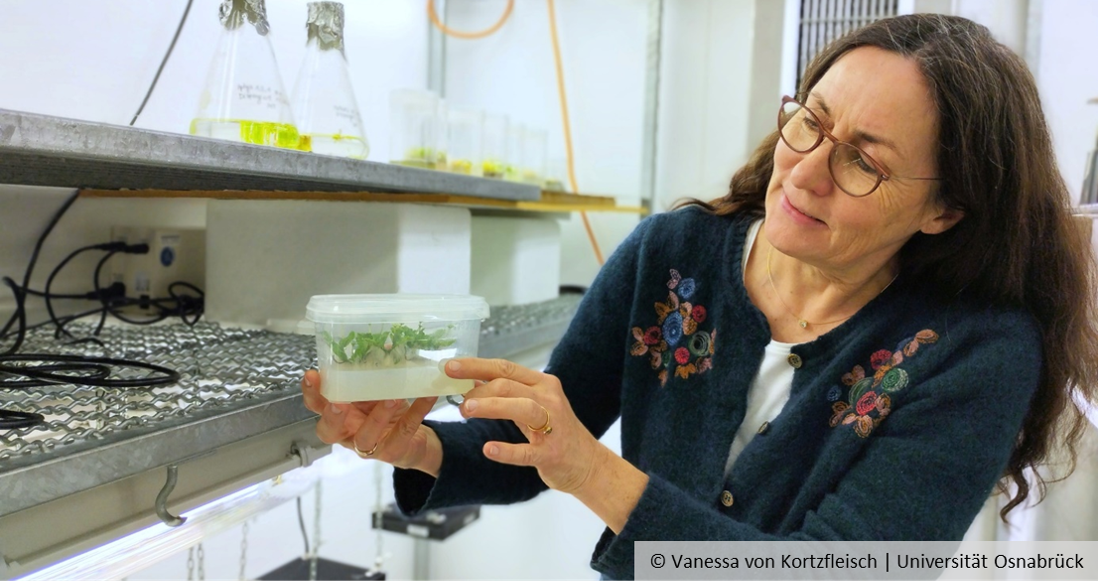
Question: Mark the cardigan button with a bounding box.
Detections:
[787,353,803,368]
[721,490,734,507]
[757,421,770,435]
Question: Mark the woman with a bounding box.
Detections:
[301,13,1098,579]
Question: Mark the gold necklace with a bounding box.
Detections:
[765,245,898,329]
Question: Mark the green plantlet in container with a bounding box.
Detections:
[322,324,455,367]
[482,159,505,178]
[394,146,436,169]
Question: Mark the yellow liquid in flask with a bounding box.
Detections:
[304,133,368,159]
[190,118,304,150]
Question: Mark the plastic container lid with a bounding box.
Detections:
[306,294,489,324]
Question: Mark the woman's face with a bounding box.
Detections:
[764,46,960,273]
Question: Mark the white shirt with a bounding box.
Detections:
[724,220,797,477]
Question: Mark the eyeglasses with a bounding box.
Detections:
[777,96,940,197]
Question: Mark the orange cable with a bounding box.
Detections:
[427,0,514,39]
[546,0,604,266]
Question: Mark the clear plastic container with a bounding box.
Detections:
[290,2,370,159]
[306,294,490,402]
[446,108,484,176]
[191,0,301,149]
[545,156,568,191]
[504,122,525,182]
[522,127,548,185]
[389,89,440,169]
[481,113,510,179]
[435,98,449,170]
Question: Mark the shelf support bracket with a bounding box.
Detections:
[155,464,186,527]
[291,441,326,468]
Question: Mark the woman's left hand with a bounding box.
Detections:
[445,357,607,495]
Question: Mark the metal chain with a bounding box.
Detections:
[239,520,250,581]
[310,482,323,581]
[197,542,206,581]
[187,547,195,581]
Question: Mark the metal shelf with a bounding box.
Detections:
[0,109,540,201]
[0,324,318,514]
[479,294,583,359]
[0,296,581,577]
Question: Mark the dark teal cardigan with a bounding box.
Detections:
[394,208,1042,580]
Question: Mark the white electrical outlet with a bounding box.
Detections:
[109,227,206,308]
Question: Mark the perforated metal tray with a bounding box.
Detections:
[0,295,582,518]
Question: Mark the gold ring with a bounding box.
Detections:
[527,406,552,435]
[353,440,379,458]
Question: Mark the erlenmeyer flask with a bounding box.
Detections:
[291,2,370,159]
[191,0,301,149]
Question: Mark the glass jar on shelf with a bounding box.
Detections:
[481,113,509,179]
[504,122,525,182]
[290,2,370,159]
[521,127,548,186]
[544,157,568,191]
[435,98,449,170]
[389,89,440,169]
[191,0,301,149]
[445,108,484,176]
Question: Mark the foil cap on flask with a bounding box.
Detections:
[219,0,270,35]
[307,2,345,53]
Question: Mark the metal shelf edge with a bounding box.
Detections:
[0,391,314,517]
[0,109,540,201]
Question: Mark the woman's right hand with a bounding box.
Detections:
[300,369,443,477]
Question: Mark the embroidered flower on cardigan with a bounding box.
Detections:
[829,329,939,437]
[630,269,716,386]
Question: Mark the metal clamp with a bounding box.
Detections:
[155,464,186,527]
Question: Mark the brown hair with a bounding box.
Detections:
[684,14,1098,520]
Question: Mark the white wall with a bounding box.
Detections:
[912,0,1098,200]
[442,0,646,287]
[653,0,789,213]
[1034,0,1098,200]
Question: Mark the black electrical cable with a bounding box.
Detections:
[46,243,114,339]
[1,191,80,355]
[167,282,205,326]
[0,355,179,389]
[47,306,112,343]
[0,277,28,356]
[22,287,111,300]
[0,192,193,431]
[0,409,43,430]
[130,0,195,126]
[89,245,204,334]
[296,496,311,557]
[91,250,122,336]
